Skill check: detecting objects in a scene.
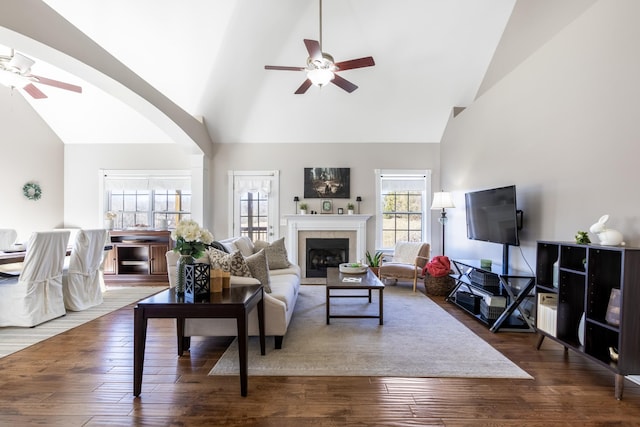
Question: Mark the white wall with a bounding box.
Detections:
[440,0,640,272]
[210,142,441,253]
[62,142,441,255]
[0,88,64,242]
[63,143,193,229]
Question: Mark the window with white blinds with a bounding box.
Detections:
[375,169,432,251]
[102,170,191,230]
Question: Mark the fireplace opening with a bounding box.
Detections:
[306,238,349,278]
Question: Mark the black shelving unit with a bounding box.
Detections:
[536,241,640,399]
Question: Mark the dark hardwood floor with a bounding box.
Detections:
[1,283,640,426]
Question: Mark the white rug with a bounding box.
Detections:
[209,284,533,379]
[0,286,166,358]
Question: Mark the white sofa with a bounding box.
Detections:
[166,236,300,349]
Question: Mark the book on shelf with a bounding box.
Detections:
[537,293,558,337]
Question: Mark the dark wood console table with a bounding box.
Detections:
[104,230,173,283]
[133,285,265,397]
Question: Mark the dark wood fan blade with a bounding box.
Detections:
[22,83,47,99]
[295,79,313,94]
[31,75,82,93]
[331,74,358,93]
[334,56,375,71]
[303,39,322,61]
[265,65,306,71]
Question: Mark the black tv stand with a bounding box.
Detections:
[447,259,536,333]
[502,244,509,275]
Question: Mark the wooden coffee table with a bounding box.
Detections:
[325,267,384,325]
[133,285,265,397]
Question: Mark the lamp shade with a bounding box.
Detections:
[431,192,455,210]
[293,196,300,202]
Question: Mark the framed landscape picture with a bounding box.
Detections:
[304,167,350,199]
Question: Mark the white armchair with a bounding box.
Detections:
[0,230,70,327]
[62,229,109,311]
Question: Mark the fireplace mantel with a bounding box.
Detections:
[284,214,371,265]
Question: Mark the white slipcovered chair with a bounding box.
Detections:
[0,228,17,250]
[0,230,70,327]
[62,229,109,311]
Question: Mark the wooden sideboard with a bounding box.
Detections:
[104,230,173,284]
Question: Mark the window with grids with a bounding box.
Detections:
[103,172,191,230]
[376,170,430,251]
[239,191,269,241]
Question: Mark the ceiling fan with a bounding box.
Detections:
[264,0,375,94]
[0,48,82,99]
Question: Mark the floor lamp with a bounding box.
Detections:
[431,191,455,256]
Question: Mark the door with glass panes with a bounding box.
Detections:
[231,171,280,242]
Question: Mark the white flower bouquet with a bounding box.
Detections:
[105,211,117,220]
[171,219,214,258]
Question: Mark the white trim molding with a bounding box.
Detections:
[284,214,371,265]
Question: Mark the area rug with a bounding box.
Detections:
[0,285,166,358]
[209,284,533,379]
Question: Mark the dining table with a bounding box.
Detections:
[0,245,113,265]
[0,250,31,265]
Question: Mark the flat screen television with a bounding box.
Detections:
[465,185,520,247]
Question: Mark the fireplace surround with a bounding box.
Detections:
[284,214,371,279]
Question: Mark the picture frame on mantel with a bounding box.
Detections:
[304,167,350,199]
[321,199,333,214]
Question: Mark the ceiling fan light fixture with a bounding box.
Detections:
[307,68,334,86]
[263,0,374,94]
[0,69,27,88]
[7,52,34,74]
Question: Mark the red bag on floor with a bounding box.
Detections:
[424,255,450,277]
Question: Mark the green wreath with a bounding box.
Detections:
[23,182,42,201]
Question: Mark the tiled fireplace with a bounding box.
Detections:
[305,237,349,277]
[284,214,371,280]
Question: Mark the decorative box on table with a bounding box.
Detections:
[185,263,210,302]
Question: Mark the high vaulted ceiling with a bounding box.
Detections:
[1,0,516,145]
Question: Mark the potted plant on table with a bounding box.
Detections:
[104,211,117,230]
[299,203,308,215]
[366,250,384,277]
[171,220,214,296]
[347,203,355,215]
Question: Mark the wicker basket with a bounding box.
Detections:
[424,273,455,296]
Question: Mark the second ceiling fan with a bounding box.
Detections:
[0,48,82,99]
[265,0,375,94]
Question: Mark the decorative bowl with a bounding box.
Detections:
[339,263,368,274]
